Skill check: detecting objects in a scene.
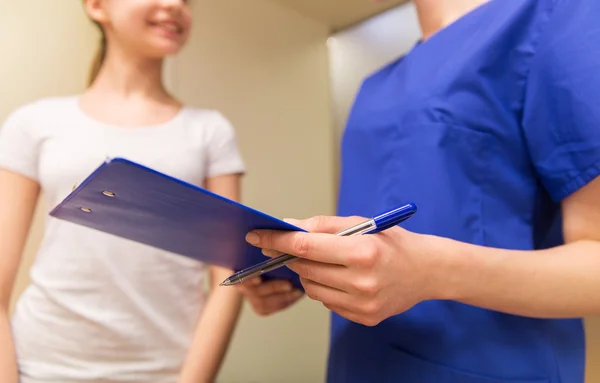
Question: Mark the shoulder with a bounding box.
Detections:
[363,56,405,89]
[179,106,238,138]
[4,95,79,126]
[181,107,234,127]
[525,0,600,86]
[179,106,245,169]
[532,0,598,54]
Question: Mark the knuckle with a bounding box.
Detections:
[349,278,362,292]
[305,287,320,302]
[296,262,313,280]
[361,317,381,327]
[265,231,279,250]
[292,233,311,256]
[357,278,379,296]
[359,241,379,268]
[361,300,383,317]
[306,215,325,232]
[315,215,327,230]
[294,262,306,276]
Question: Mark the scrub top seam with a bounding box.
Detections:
[520,0,563,81]
[553,158,600,203]
[517,0,563,127]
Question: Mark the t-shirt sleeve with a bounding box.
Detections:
[0,103,41,181]
[205,112,246,178]
[521,0,600,202]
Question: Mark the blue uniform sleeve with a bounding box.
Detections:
[522,0,600,202]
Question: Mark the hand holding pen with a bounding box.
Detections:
[233,203,455,326]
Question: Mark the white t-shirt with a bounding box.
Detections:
[0,96,245,383]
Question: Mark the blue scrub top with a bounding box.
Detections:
[330,0,600,382]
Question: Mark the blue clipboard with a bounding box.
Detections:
[49,157,304,289]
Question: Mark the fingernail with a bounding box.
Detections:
[246,232,259,245]
[262,249,279,258]
[281,283,292,292]
[289,290,303,299]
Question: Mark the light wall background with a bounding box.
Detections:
[1,1,599,383]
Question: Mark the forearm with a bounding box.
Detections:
[440,237,600,318]
[0,311,19,383]
[178,285,243,383]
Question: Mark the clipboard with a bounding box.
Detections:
[49,157,304,289]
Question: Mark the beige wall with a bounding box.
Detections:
[1,0,333,382]
[173,1,334,382]
[328,4,600,382]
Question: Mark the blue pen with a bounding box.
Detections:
[219,203,417,286]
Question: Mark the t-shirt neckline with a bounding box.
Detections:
[72,95,187,133]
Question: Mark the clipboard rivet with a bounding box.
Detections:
[80,207,92,213]
[102,191,115,197]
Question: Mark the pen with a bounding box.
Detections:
[219,202,417,287]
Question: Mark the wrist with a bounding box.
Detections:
[420,234,479,302]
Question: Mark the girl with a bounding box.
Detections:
[0,0,286,382]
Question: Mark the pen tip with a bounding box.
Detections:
[219,279,232,287]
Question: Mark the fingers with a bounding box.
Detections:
[236,278,303,316]
[286,259,351,292]
[237,277,290,295]
[322,303,383,327]
[285,215,366,234]
[300,278,352,308]
[253,279,293,296]
[261,248,283,258]
[246,229,369,266]
[256,215,368,261]
[246,290,302,316]
[236,276,262,292]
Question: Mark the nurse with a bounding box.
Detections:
[238,0,600,382]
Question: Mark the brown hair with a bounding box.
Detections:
[84,0,106,86]
[88,25,107,86]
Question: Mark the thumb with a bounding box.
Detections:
[284,215,367,234]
